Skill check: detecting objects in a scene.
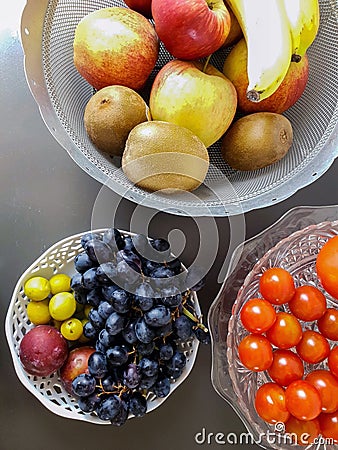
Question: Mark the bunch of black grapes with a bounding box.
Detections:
[70,228,210,425]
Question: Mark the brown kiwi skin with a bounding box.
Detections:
[221,112,293,171]
[84,85,150,157]
[122,121,209,192]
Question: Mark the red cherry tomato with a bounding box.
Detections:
[285,416,320,446]
[240,298,276,334]
[288,285,327,321]
[318,411,338,442]
[316,235,338,300]
[267,349,304,387]
[255,382,290,424]
[238,334,273,371]
[285,380,322,421]
[259,267,295,305]
[296,330,330,364]
[317,308,338,340]
[306,369,338,413]
[266,312,302,349]
[328,346,338,379]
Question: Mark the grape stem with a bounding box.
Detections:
[182,306,209,332]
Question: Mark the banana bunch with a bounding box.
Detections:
[226,0,320,102]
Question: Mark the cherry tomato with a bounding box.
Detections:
[316,235,338,300]
[240,298,276,334]
[318,411,338,442]
[266,312,302,349]
[285,416,320,446]
[305,369,338,413]
[267,349,304,387]
[238,334,273,371]
[296,330,330,364]
[328,346,338,379]
[259,267,295,305]
[288,285,327,321]
[254,382,290,424]
[317,308,338,341]
[285,380,322,421]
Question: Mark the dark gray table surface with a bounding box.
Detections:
[1,5,337,450]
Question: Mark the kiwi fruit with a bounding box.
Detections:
[84,85,150,156]
[122,121,209,192]
[221,112,293,171]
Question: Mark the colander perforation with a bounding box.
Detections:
[22,0,338,215]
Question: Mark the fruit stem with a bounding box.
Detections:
[291,54,302,63]
[182,306,209,332]
[246,89,261,103]
[202,55,212,73]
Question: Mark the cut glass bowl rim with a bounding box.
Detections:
[208,204,338,450]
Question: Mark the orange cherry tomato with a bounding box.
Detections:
[328,346,338,379]
[288,285,326,321]
[296,330,330,364]
[255,382,290,424]
[317,308,338,341]
[238,334,273,371]
[285,416,320,446]
[316,235,338,300]
[306,369,338,413]
[266,312,302,349]
[318,411,338,443]
[267,349,304,387]
[285,380,322,421]
[240,298,276,334]
[259,267,295,305]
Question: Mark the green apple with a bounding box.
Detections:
[149,59,237,147]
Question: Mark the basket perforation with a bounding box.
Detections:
[5,229,201,424]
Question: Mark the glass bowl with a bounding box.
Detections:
[5,229,200,424]
[20,0,338,216]
[208,205,338,449]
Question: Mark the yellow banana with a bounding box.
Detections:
[282,0,320,62]
[226,0,292,102]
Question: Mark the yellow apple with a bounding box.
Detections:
[149,60,237,147]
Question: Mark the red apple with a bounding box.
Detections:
[73,7,159,91]
[124,0,152,18]
[19,325,69,377]
[223,38,309,114]
[151,0,231,60]
[59,346,95,394]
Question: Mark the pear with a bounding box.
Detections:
[122,121,209,192]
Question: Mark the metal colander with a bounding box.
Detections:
[21,0,338,216]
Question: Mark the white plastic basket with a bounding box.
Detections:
[5,229,200,424]
[20,0,338,216]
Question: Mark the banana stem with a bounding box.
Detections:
[291,54,302,63]
[246,90,261,103]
